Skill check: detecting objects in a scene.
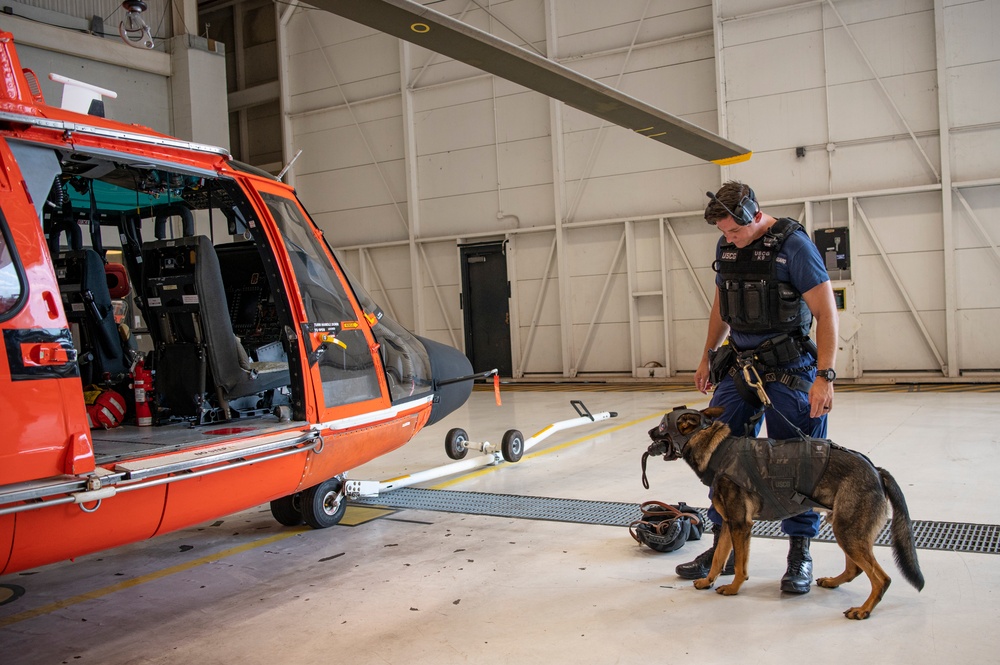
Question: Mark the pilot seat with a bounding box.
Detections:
[141,235,290,424]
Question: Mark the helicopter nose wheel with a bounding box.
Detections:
[300,478,347,528]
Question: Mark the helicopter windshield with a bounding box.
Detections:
[339,267,434,403]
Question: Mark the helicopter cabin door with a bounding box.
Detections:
[460,242,512,377]
[255,186,384,420]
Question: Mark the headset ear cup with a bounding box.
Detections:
[737,187,759,225]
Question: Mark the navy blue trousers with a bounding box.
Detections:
[707,366,826,538]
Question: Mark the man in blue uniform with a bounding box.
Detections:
[677,181,839,594]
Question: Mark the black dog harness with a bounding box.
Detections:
[643,406,834,520]
[699,435,831,521]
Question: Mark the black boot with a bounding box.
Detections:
[780,536,813,594]
[675,528,736,580]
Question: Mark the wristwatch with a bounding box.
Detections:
[817,368,837,382]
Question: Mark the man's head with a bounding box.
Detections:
[705,181,762,248]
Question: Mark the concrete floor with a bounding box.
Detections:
[1,385,999,664]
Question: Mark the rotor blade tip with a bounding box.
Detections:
[712,151,753,166]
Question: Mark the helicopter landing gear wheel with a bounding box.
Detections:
[269,493,303,526]
[501,429,524,463]
[445,428,469,460]
[300,479,347,529]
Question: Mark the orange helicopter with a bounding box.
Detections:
[0,29,486,575]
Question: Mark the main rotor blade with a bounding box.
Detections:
[305,0,751,165]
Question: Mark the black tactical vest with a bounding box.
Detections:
[699,436,832,521]
[713,218,812,337]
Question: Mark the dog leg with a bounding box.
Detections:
[693,526,732,590]
[817,553,863,589]
[715,522,751,596]
[841,545,892,620]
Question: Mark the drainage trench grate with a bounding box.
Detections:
[351,488,1000,555]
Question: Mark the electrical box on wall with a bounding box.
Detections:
[813,227,850,279]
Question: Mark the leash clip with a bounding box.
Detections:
[740,360,772,408]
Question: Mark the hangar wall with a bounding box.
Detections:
[6,0,995,381]
[282,0,999,381]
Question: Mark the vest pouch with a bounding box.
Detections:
[754,334,801,366]
[742,281,768,327]
[709,343,736,384]
[776,283,801,325]
[720,281,739,323]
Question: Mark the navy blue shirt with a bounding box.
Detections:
[715,225,829,354]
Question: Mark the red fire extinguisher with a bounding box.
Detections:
[133,358,153,427]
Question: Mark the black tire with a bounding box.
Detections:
[501,429,524,463]
[445,428,469,460]
[300,479,347,529]
[269,493,303,526]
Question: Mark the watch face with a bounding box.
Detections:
[820,369,836,381]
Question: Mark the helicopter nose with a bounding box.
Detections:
[417,336,474,426]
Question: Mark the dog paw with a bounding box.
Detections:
[844,607,871,620]
[693,578,714,590]
[817,577,840,589]
[715,583,740,596]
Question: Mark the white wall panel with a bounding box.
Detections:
[858,311,944,371]
[958,310,1000,370]
[312,206,408,248]
[724,31,826,101]
[948,61,1000,128]
[822,8,936,85]
[721,3,821,47]
[949,130,1000,182]
[726,88,829,153]
[726,149,834,203]
[827,72,940,141]
[829,139,941,191]
[944,0,1000,66]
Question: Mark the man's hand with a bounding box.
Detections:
[808,378,834,419]
[695,356,712,394]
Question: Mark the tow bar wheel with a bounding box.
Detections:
[445,428,469,460]
[301,478,347,528]
[501,429,524,463]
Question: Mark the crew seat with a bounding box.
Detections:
[141,235,290,423]
[54,248,131,385]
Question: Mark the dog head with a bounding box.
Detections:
[646,405,724,461]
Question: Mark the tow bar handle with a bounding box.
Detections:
[571,400,594,420]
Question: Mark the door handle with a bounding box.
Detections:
[21,342,76,366]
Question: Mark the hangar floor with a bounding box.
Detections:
[1,384,998,664]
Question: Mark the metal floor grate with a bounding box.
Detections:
[351,488,1000,555]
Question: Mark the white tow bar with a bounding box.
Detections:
[345,400,617,499]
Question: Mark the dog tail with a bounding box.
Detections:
[880,467,925,591]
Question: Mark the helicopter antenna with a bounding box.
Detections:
[277,149,303,182]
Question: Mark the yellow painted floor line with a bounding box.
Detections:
[0,527,308,627]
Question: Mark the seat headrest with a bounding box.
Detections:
[105,263,130,299]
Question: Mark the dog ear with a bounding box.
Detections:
[702,406,725,419]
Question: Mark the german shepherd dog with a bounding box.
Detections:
[646,406,924,619]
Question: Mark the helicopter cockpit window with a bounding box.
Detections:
[261,192,381,408]
[340,268,433,403]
